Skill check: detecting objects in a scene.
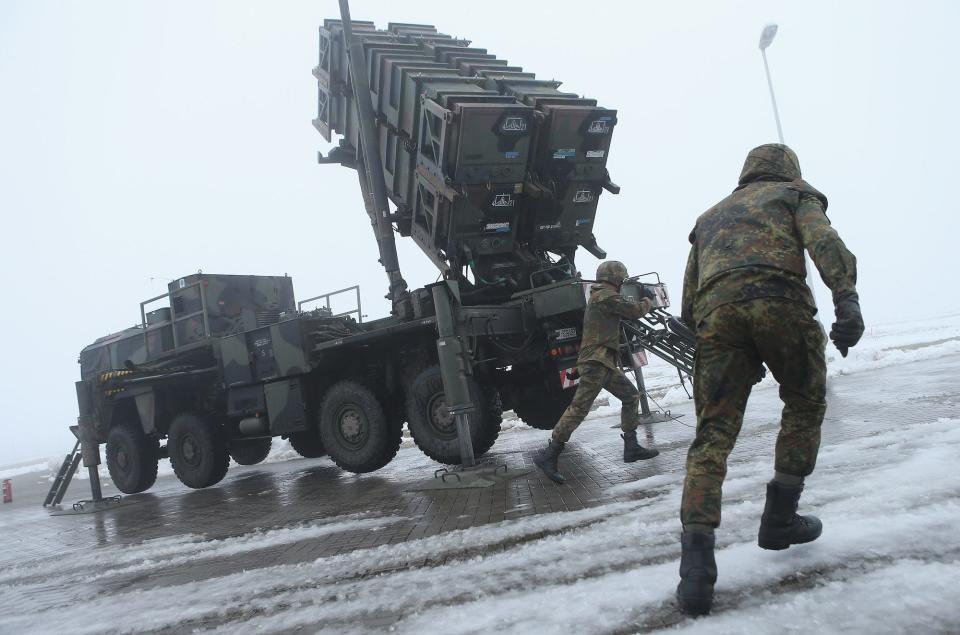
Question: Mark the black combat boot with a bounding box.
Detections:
[622,430,659,462]
[533,439,566,484]
[676,531,717,616]
[757,480,823,550]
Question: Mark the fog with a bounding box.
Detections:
[1,0,957,465]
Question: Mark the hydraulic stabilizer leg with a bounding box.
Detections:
[613,328,679,428]
[631,362,676,424]
[431,282,476,468]
[51,381,129,514]
[405,284,531,491]
[75,381,105,503]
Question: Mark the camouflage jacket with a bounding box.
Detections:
[681,144,858,328]
[579,283,653,369]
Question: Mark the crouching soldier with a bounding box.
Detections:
[534,261,660,484]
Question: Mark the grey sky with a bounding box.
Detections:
[1,0,956,465]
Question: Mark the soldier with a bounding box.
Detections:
[675,144,864,615]
[534,261,660,484]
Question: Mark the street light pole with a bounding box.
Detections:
[761,52,784,143]
[758,24,826,330]
[758,24,783,143]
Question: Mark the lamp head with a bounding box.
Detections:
[759,24,779,50]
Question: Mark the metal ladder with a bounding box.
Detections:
[617,309,697,423]
[43,435,82,507]
[624,308,696,377]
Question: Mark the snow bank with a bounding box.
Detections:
[0,462,51,479]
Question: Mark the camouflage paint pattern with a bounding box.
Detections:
[552,361,641,443]
[169,273,296,343]
[220,333,253,386]
[78,329,150,381]
[79,274,296,381]
[681,144,858,329]
[227,384,266,418]
[578,282,653,369]
[267,319,308,377]
[264,378,308,435]
[595,260,628,286]
[680,297,827,528]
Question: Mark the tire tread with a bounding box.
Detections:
[320,380,400,473]
[168,412,230,489]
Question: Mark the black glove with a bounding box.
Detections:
[638,285,657,302]
[830,292,864,357]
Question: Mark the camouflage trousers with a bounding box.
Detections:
[552,361,640,443]
[681,297,827,528]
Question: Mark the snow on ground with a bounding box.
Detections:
[0,311,958,633]
[2,412,957,634]
[0,512,404,589]
[0,462,51,480]
[224,417,960,635]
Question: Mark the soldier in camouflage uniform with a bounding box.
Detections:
[675,144,864,615]
[534,261,659,484]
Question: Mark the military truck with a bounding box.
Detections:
[65,10,695,497]
[76,270,607,492]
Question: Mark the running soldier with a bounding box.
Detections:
[534,261,660,484]
[676,144,863,615]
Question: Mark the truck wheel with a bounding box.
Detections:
[105,423,159,494]
[478,383,503,454]
[168,413,230,489]
[288,430,326,458]
[515,387,575,430]
[406,366,501,465]
[229,437,272,465]
[319,381,400,473]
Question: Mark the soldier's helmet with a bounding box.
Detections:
[596,261,629,286]
[738,143,801,185]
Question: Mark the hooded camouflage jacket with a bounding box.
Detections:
[681,144,858,328]
[578,283,653,369]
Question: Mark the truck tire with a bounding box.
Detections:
[478,384,503,454]
[515,387,575,431]
[105,423,159,494]
[229,437,272,465]
[319,381,400,473]
[288,430,326,458]
[406,366,501,465]
[168,413,230,489]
